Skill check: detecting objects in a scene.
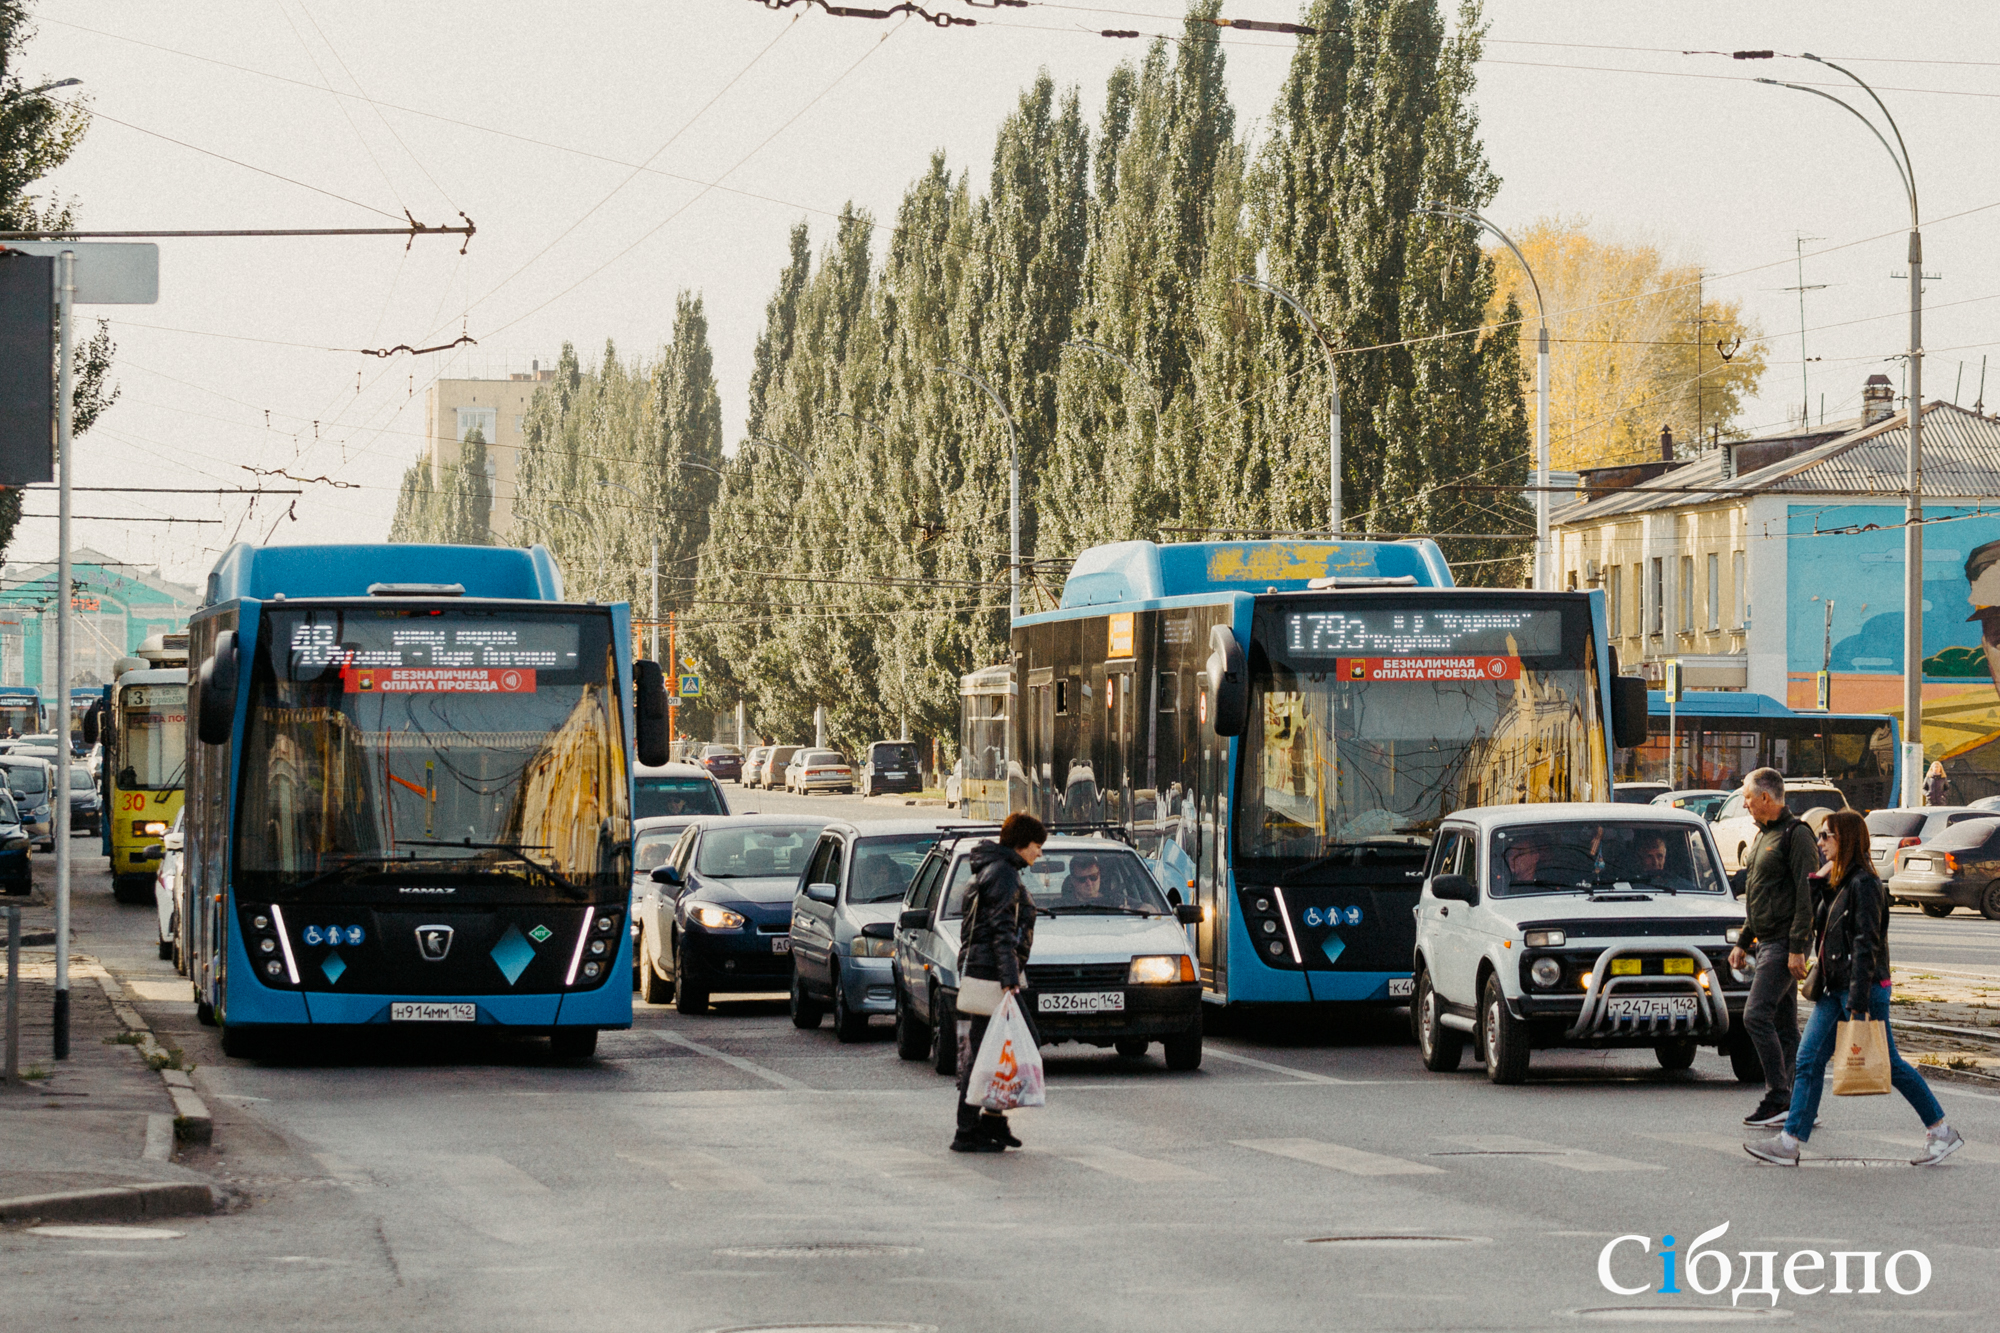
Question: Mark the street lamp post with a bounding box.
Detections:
[1234,277,1341,536]
[940,361,1020,621]
[741,436,814,480]
[1741,50,1924,806]
[1419,206,1552,590]
[1061,338,1163,434]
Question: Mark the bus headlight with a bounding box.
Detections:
[692,905,745,930]
[1530,958,1563,989]
[1128,955,1192,984]
[142,821,168,836]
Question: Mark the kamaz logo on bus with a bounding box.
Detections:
[416,926,454,961]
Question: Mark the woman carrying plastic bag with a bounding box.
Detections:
[966,992,1046,1114]
[950,812,1045,1153]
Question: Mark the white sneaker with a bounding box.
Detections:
[1743,1134,1800,1167]
[1911,1127,1964,1167]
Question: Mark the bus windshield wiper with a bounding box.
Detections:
[287,852,416,893]
[395,839,584,896]
[1278,841,1423,883]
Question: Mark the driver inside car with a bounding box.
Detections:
[1058,854,1111,907]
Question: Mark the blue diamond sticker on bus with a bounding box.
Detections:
[528,924,552,944]
[321,951,346,985]
[1320,934,1346,966]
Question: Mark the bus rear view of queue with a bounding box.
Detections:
[183,542,671,1059]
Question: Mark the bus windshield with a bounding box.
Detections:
[1234,596,1608,871]
[118,683,187,790]
[235,606,629,899]
[0,702,37,736]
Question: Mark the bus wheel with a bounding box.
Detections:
[194,993,216,1026]
[110,874,152,905]
[219,1024,264,1060]
[550,1028,598,1061]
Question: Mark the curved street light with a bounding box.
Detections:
[939,360,1020,620]
[1,78,81,105]
[740,436,814,480]
[1235,276,1341,536]
[1062,338,1163,439]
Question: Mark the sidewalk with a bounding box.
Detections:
[2,875,219,1223]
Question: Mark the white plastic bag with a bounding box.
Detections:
[965,992,1045,1111]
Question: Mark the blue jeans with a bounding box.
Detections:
[1785,984,1945,1140]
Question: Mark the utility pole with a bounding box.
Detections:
[1235,276,1342,537]
[1783,234,1827,428]
[52,251,73,1059]
[650,542,659,663]
[667,611,677,755]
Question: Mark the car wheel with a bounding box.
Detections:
[639,929,673,1004]
[1481,974,1530,1084]
[549,1027,598,1061]
[1415,967,1464,1073]
[1163,1028,1203,1071]
[1725,1024,1764,1084]
[894,986,929,1060]
[790,965,824,1029]
[930,987,958,1076]
[1982,882,2000,922]
[1115,1038,1149,1059]
[832,968,868,1043]
[1655,1037,1699,1071]
[672,934,709,1014]
[1921,903,1954,918]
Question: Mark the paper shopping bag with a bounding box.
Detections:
[1830,1019,1892,1096]
[964,993,1046,1111]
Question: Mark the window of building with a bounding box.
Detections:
[455,406,498,443]
[1733,551,1747,628]
[1650,558,1665,635]
[1679,555,1694,632]
[1706,552,1720,632]
[1608,565,1623,637]
[1566,569,1578,591]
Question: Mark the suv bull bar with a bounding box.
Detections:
[1565,944,1730,1040]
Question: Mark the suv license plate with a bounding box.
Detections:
[390,1002,476,1023]
[1039,991,1124,1014]
[771,937,792,954]
[1387,978,1414,998]
[1605,996,1698,1019]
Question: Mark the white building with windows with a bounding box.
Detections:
[425,365,555,541]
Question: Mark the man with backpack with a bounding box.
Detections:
[1727,767,1818,1128]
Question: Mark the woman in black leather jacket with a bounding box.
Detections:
[950,811,1045,1154]
[1746,809,1962,1166]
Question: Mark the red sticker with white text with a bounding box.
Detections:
[1336,657,1521,682]
[342,667,536,694]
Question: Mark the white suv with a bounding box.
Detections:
[1411,803,1758,1085]
[1708,782,1847,872]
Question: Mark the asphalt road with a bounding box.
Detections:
[9,811,2000,1331]
[1888,906,2000,975]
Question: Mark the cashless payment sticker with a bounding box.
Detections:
[1334,657,1520,683]
[342,667,537,694]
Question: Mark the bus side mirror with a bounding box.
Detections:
[81,700,101,748]
[1611,674,1648,750]
[1207,625,1249,737]
[196,631,239,746]
[634,660,670,767]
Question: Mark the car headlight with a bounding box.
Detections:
[1127,954,1191,984]
[1530,957,1563,989]
[849,935,894,958]
[1524,929,1566,948]
[1724,927,1742,944]
[691,905,746,930]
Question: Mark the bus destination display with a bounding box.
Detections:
[1283,608,1562,658]
[287,620,580,693]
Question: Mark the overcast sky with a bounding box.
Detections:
[17,0,2000,585]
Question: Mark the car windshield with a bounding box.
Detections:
[635,775,724,819]
[942,846,1170,917]
[802,751,843,766]
[1488,820,1727,896]
[1787,790,1842,815]
[633,827,687,872]
[695,824,821,878]
[1928,819,2000,852]
[70,768,94,790]
[1867,811,1926,838]
[3,765,47,796]
[702,746,739,758]
[849,833,942,903]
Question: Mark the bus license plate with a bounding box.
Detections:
[1605,996,1698,1020]
[390,1002,476,1023]
[1387,978,1414,998]
[1039,991,1124,1014]
[771,937,791,954]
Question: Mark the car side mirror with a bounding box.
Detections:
[898,907,930,931]
[1175,903,1202,925]
[164,832,184,851]
[651,865,682,887]
[1430,873,1478,904]
[859,921,894,941]
[804,882,836,904]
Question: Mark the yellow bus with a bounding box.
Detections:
[104,659,189,903]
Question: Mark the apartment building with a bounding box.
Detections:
[425,364,555,541]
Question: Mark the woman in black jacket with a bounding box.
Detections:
[950,812,1045,1154]
[1746,809,1963,1166]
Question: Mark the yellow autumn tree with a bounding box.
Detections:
[1487,218,1767,471]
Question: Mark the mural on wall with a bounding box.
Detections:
[1787,506,2000,795]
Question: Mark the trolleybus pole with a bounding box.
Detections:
[53,249,74,1059]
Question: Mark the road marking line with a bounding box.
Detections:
[441,1154,550,1195]
[1204,1047,1356,1084]
[656,1029,811,1090]
[1235,1137,1444,1176]
[618,1149,767,1191]
[1935,1083,2000,1103]
[1448,1134,1663,1172]
[1058,1145,1212,1182]
[1871,1132,2000,1164]
[1640,1130,1759,1158]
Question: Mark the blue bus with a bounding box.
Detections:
[0,684,43,738]
[183,543,670,1059]
[1002,539,1646,1011]
[1615,691,1899,812]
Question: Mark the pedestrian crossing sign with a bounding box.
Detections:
[678,673,702,699]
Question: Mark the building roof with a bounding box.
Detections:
[1553,402,2000,525]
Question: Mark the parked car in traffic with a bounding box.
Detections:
[860,740,924,797]
[1709,781,1848,872]
[1650,788,1732,821]
[1410,803,1756,1084]
[1887,818,2000,919]
[699,744,743,783]
[785,749,855,795]
[754,746,802,792]
[742,746,773,789]
[892,831,1205,1073]
[68,764,101,836]
[1614,782,1671,805]
[789,819,967,1040]
[635,814,829,1012]
[1866,806,2000,882]
[0,790,30,895]
[151,811,184,966]
[0,756,55,851]
[631,814,706,989]
[632,761,729,821]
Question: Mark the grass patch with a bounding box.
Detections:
[108,1030,145,1045]
[22,1064,48,1080]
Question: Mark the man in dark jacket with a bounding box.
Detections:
[1726,767,1817,1128]
[951,812,1045,1153]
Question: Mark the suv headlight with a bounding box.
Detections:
[1128,955,1191,984]
[1524,929,1566,948]
[1529,957,1563,989]
[691,905,746,930]
[1724,927,1742,944]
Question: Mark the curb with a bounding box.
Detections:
[94,970,214,1143]
[0,1182,220,1225]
